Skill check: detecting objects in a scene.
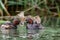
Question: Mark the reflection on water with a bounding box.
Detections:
[0,25,44,40]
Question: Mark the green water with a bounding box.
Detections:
[0,26,60,40]
[0,20,6,25]
[0,20,60,40]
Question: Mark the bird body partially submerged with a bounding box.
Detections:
[0,18,20,39]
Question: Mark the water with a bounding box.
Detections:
[0,25,60,40]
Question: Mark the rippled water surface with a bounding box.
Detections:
[0,25,60,40]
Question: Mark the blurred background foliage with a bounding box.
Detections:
[0,0,60,16]
[0,0,60,27]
